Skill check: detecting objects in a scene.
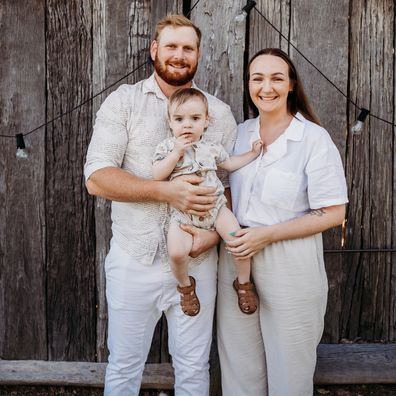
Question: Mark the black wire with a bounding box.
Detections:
[1,0,394,140]
[0,0,205,140]
[188,0,201,16]
[253,6,396,128]
[324,249,396,253]
[0,60,149,139]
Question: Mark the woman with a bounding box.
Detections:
[217,48,348,396]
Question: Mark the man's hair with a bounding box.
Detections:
[154,14,202,48]
[168,88,208,115]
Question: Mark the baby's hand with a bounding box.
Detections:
[174,135,194,157]
[251,139,263,155]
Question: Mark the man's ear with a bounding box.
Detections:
[150,40,158,62]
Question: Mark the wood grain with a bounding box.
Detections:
[45,0,96,360]
[0,0,47,360]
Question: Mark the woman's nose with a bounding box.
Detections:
[261,80,272,93]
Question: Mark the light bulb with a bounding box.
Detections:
[351,108,369,135]
[15,133,28,159]
[235,0,256,22]
[16,148,28,159]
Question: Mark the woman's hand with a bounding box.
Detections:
[226,226,273,260]
[179,224,220,257]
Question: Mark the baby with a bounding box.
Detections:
[153,88,262,316]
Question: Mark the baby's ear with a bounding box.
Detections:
[205,115,211,129]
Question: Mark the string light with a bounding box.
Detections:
[235,0,256,22]
[351,108,370,135]
[1,0,395,150]
[15,133,28,159]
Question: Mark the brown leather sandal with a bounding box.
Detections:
[177,276,200,316]
[233,278,258,315]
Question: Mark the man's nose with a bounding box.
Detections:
[173,47,185,60]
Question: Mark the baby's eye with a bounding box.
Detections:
[174,117,182,122]
[193,116,201,121]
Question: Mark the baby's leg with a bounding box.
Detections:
[215,206,251,284]
[216,206,258,315]
[167,222,193,287]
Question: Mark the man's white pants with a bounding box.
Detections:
[217,235,328,396]
[104,241,217,396]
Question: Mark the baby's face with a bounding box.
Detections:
[168,98,209,142]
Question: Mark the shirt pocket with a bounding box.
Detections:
[261,168,306,211]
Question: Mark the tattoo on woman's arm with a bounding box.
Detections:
[309,208,326,217]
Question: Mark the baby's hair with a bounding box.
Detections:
[168,88,208,116]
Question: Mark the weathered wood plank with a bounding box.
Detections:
[92,0,183,363]
[2,344,396,386]
[190,4,247,393]
[314,344,396,384]
[0,0,47,359]
[249,0,290,57]
[45,0,96,360]
[342,0,394,342]
[0,362,174,389]
[289,0,349,343]
[191,0,246,123]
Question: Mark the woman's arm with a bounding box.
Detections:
[226,204,346,259]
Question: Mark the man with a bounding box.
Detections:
[84,14,236,396]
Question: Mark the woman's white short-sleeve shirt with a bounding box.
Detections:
[230,113,348,227]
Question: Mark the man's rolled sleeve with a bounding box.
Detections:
[84,87,129,181]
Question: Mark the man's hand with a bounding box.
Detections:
[167,174,217,216]
[180,224,220,257]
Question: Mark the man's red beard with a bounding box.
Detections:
[154,56,197,86]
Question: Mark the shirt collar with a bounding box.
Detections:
[143,73,198,101]
[248,112,305,142]
[253,112,306,167]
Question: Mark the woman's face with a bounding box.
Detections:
[248,54,293,116]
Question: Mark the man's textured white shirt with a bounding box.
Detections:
[85,74,236,267]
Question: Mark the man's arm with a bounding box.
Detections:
[86,167,217,216]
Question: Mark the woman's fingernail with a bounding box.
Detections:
[229,232,236,237]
